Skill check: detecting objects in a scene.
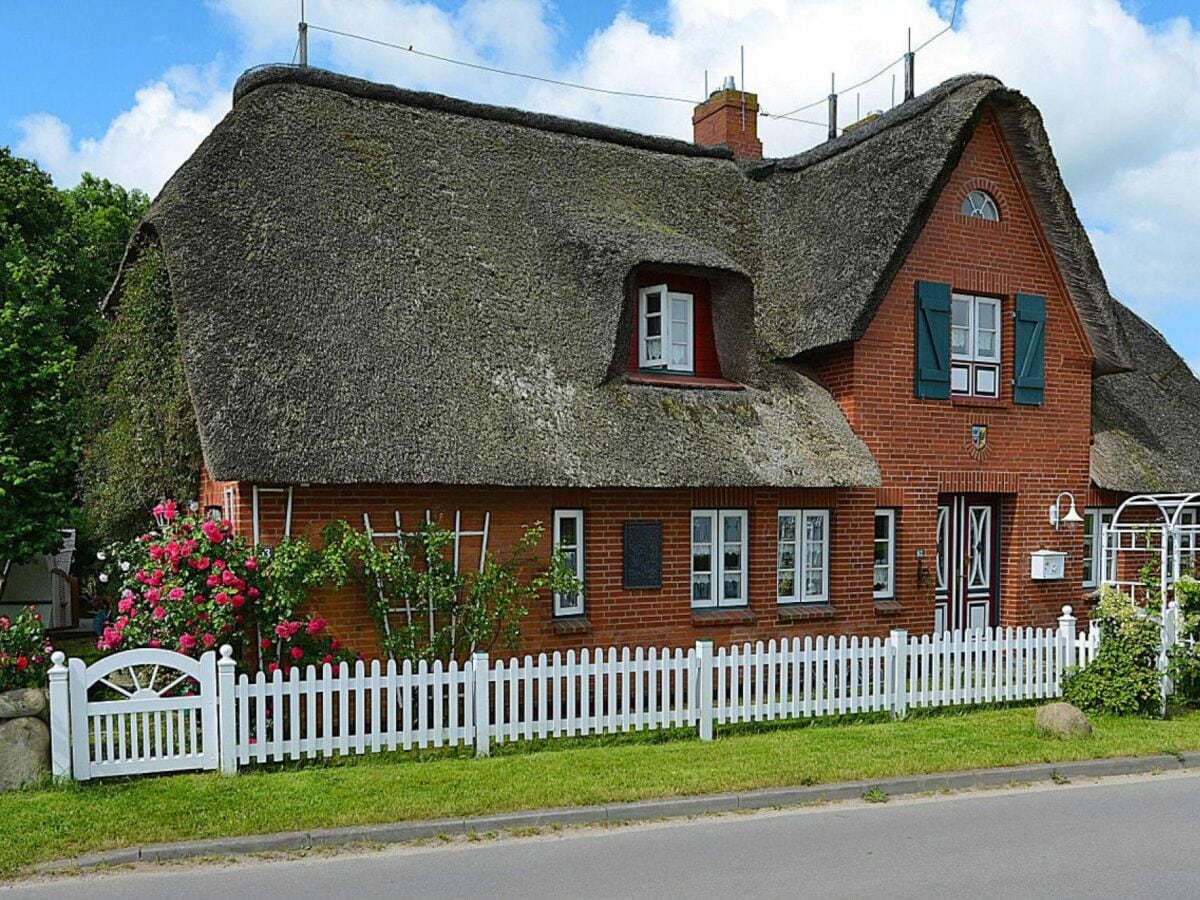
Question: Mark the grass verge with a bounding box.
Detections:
[3,706,1198,877]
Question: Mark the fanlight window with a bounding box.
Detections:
[961,190,999,221]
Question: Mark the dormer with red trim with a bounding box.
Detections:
[625,268,747,389]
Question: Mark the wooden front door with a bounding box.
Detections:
[935,495,1000,633]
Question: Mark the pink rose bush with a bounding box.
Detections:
[96,502,354,672]
[260,615,355,675]
[96,509,261,657]
[0,607,54,691]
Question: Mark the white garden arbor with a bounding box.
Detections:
[1101,492,1198,712]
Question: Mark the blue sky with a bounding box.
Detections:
[4,1,1200,369]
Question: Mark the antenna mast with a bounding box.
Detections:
[298,0,308,67]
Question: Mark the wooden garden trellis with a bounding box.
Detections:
[361,510,491,656]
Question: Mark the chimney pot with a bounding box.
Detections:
[692,83,763,160]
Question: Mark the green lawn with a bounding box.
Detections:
[3,707,1198,878]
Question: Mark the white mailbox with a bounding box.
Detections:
[1030,549,1066,580]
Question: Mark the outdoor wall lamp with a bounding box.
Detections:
[1049,491,1084,530]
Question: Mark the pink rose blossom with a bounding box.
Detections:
[178,634,197,651]
[290,646,304,661]
[201,520,225,543]
[168,587,185,601]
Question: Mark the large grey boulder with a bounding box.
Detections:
[1036,702,1092,739]
[0,688,47,721]
[0,716,50,790]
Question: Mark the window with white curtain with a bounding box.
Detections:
[691,509,748,608]
[777,509,830,604]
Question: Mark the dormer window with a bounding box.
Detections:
[638,284,694,372]
[961,190,999,221]
[626,269,742,387]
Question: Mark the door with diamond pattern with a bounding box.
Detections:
[935,495,999,633]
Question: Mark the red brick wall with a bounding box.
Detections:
[813,110,1095,631]
[200,477,918,659]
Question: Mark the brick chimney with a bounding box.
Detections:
[692,78,763,160]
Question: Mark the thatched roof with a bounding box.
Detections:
[1091,301,1200,493]
[111,65,1135,487]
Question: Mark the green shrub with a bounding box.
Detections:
[1063,588,1161,716]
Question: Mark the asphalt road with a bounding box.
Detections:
[8,771,1200,899]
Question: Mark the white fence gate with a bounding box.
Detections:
[50,648,220,780]
[49,606,1109,781]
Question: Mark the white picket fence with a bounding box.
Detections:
[48,606,1103,780]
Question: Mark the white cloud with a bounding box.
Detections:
[16,65,229,197]
[17,0,1200,359]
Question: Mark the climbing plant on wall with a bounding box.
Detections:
[78,245,201,547]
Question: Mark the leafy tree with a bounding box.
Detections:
[0,149,77,561]
[60,174,148,353]
[0,149,150,564]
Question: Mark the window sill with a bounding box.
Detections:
[776,603,836,622]
[551,616,591,635]
[873,599,903,614]
[951,396,1010,410]
[626,372,744,391]
[692,608,757,626]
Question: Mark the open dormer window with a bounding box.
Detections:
[626,269,744,387]
[638,284,694,372]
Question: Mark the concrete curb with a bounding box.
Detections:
[37,753,1195,872]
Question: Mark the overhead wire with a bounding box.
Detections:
[304,1,961,131]
[307,23,701,105]
[763,0,962,126]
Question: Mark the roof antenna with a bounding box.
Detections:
[891,73,896,108]
[827,72,838,141]
[903,27,914,101]
[298,0,308,68]
[704,69,709,99]
[740,45,746,133]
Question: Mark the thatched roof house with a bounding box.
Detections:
[100,64,1200,650]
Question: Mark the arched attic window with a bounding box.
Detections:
[961,190,1000,221]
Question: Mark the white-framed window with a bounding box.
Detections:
[873,509,896,599]
[1082,507,1115,588]
[951,292,1001,398]
[552,509,585,617]
[638,284,694,372]
[777,509,830,604]
[961,189,1000,221]
[691,509,747,608]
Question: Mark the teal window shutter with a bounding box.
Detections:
[914,280,951,399]
[1013,293,1046,406]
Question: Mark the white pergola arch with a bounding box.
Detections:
[1102,493,1198,714]
[1103,493,1200,605]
